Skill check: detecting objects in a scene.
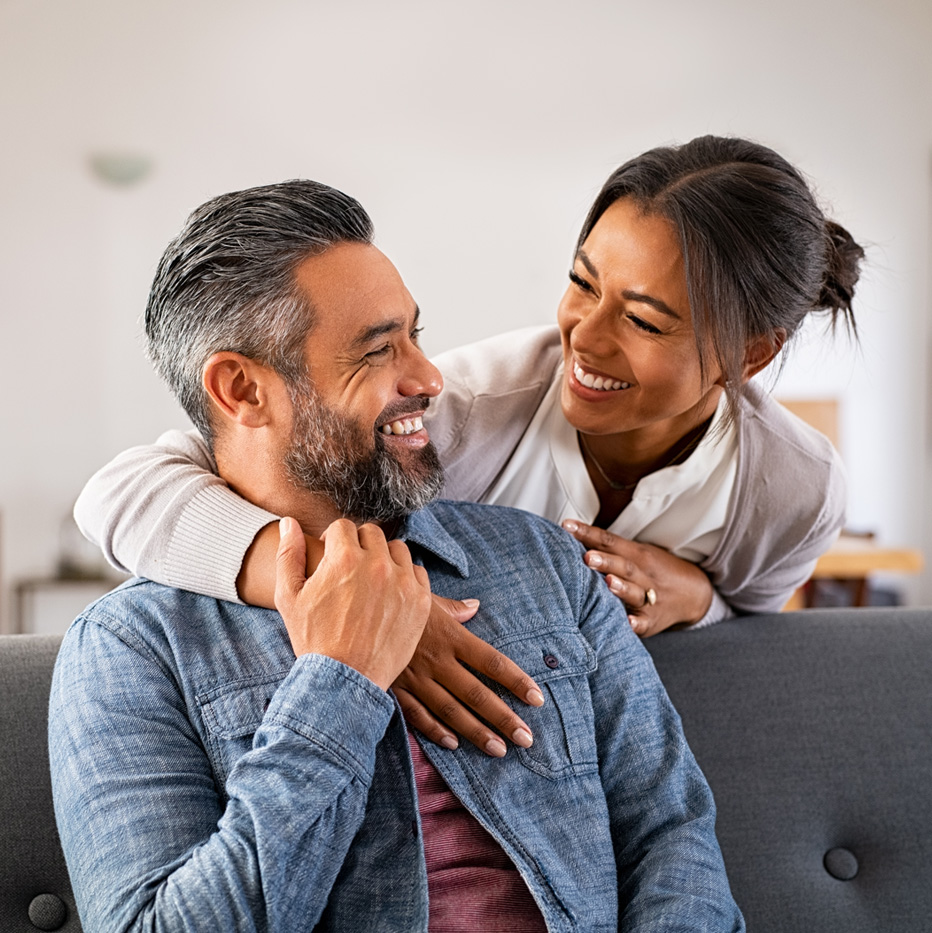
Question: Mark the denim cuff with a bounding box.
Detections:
[263,653,396,778]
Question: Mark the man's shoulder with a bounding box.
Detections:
[422,499,584,573]
[64,579,270,666]
[427,498,568,535]
[78,577,218,624]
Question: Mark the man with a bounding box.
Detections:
[50,180,743,931]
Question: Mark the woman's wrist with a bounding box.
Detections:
[237,521,324,608]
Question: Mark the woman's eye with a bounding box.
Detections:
[568,270,593,292]
[629,314,662,335]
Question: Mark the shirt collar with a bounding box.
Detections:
[397,505,471,578]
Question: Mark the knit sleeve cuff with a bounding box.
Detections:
[689,587,735,630]
[162,483,280,603]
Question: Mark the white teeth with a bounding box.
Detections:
[574,361,630,392]
[380,416,424,436]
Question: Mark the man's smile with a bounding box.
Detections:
[379,415,424,436]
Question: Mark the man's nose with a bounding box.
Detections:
[398,349,443,399]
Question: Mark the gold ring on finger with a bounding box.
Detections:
[644,587,657,607]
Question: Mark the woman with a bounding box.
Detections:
[76,135,863,752]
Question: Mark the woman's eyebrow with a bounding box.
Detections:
[576,249,599,279]
[577,249,681,320]
[622,290,681,320]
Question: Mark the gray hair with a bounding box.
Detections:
[145,179,374,449]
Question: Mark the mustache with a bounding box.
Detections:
[375,395,433,427]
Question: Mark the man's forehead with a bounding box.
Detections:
[295,243,420,345]
[294,240,390,288]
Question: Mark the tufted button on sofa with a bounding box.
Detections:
[3,608,931,931]
[645,607,932,932]
[0,635,80,932]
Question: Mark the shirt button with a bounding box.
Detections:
[543,653,560,669]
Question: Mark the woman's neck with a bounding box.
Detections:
[580,408,718,528]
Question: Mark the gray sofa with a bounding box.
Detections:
[2,607,931,932]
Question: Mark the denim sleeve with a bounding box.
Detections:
[576,570,745,931]
[49,618,395,933]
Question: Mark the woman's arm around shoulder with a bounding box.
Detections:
[73,428,278,602]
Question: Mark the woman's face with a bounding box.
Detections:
[557,197,722,444]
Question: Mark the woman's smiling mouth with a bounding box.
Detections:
[572,359,631,392]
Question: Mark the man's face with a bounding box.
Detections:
[282,242,445,524]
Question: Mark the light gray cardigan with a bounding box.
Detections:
[429,326,847,620]
[74,326,845,621]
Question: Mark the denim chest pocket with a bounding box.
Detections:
[491,627,598,779]
[197,672,288,789]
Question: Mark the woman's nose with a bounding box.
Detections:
[570,302,617,359]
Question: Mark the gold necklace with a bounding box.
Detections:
[578,425,709,492]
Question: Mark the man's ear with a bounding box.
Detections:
[202,352,279,428]
[741,328,787,383]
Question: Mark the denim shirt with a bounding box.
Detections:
[50,500,743,932]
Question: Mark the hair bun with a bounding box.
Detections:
[819,221,864,325]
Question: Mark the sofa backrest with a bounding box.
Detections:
[646,607,932,933]
[6,610,931,932]
[0,634,81,933]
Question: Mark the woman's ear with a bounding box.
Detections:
[202,352,278,428]
[741,328,787,382]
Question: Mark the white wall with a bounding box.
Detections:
[2,0,931,629]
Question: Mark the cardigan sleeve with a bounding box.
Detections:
[73,429,278,603]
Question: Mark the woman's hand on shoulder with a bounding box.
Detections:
[561,520,713,637]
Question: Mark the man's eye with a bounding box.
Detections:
[411,326,424,344]
[365,344,391,360]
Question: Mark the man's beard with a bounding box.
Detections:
[282,379,445,524]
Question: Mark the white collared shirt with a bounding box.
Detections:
[481,366,738,563]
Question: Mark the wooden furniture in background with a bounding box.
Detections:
[778,398,924,610]
[783,534,924,611]
[779,398,840,449]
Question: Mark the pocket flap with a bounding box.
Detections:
[198,673,288,740]
[491,627,596,683]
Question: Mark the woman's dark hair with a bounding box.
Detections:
[577,136,864,419]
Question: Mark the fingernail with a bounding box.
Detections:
[629,615,639,632]
[512,727,533,748]
[462,599,480,609]
[485,738,507,758]
[526,687,545,706]
[586,552,603,568]
[440,735,458,750]
[562,520,578,533]
[279,517,291,536]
